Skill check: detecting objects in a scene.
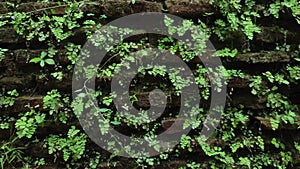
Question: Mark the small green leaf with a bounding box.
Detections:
[78,93,86,98]
[111,121,121,125]
[270,117,279,130]
[29,57,41,63]
[50,8,56,15]
[40,51,47,58]
[45,59,55,65]
[99,108,110,113]
[40,60,45,67]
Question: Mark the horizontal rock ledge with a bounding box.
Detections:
[0,49,294,70]
[165,0,214,18]
[255,116,300,130]
[1,25,299,54]
[0,1,163,15]
[0,89,268,115]
[233,51,291,63]
[0,67,257,92]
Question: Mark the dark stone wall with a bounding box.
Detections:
[0,0,300,168]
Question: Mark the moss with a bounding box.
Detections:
[165,0,213,17]
[235,51,290,63]
[102,0,162,18]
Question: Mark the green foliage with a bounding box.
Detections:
[294,142,300,153]
[65,42,81,66]
[0,89,19,108]
[44,126,87,163]
[0,0,299,168]
[210,0,261,40]
[43,89,70,123]
[0,48,8,62]
[0,138,24,169]
[287,65,300,82]
[180,135,193,152]
[268,0,300,24]
[215,48,238,58]
[43,89,62,115]
[168,68,192,95]
[15,109,45,138]
[29,48,56,67]
[51,71,63,80]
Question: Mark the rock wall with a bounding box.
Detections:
[0,0,300,168]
